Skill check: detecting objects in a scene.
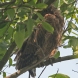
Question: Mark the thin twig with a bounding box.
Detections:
[38,66,47,78]
[54,69,59,78]
[72,70,78,73]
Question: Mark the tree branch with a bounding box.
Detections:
[0,41,16,71]
[5,54,78,78]
[37,54,78,67]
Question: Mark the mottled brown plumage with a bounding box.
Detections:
[15,4,64,77]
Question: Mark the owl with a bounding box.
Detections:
[14,4,64,77]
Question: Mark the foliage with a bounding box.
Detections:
[0,0,78,78]
[49,73,70,78]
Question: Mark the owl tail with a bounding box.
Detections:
[29,68,36,78]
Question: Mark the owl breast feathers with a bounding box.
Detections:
[14,4,64,77]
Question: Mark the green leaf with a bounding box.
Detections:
[15,0,23,4]
[23,0,28,2]
[27,18,34,36]
[4,26,14,40]
[28,0,38,6]
[35,3,48,9]
[49,73,70,78]
[0,27,6,37]
[12,63,16,66]
[54,51,60,59]
[74,49,78,55]
[7,9,15,20]
[0,51,6,60]
[69,21,78,30]
[65,11,73,18]
[18,9,26,17]
[0,42,8,60]
[7,26,14,37]
[30,0,38,4]
[68,38,78,55]
[0,42,8,49]
[53,0,59,8]
[16,23,26,31]
[60,0,64,6]
[25,31,29,38]
[60,3,68,13]
[33,0,38,4]
[3,72,6,77]
[66,0,75,3]
[9,58,12,67]
[60,2,74,13]
[66,21,78,34]
[42,22,54,33]
[69,38,78,48]
[0,21,9,29]
[63,36,78,48]
[0,48,6,60]
[14,29,25,48]
[36,12,44,20]
[64,37,78,54]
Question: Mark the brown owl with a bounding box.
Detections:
[14,4,64,77]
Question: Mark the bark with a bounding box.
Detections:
[0,42,16,71]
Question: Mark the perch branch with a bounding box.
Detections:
[5,54,78,78]
[5,54,50,78]
[37,54,78,67]
[0,41,16,71]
